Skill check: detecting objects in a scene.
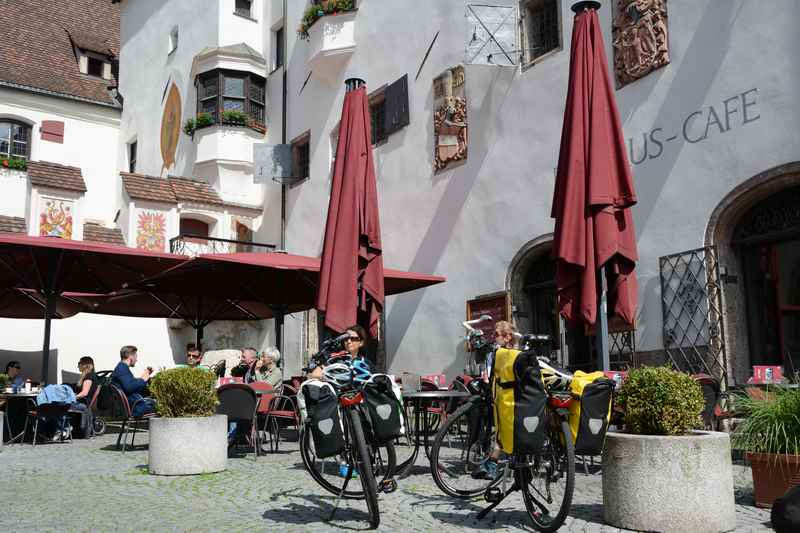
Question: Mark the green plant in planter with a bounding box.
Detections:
[616,365,704,435]
[0,372,8,389]
[297,0,355,40]
[221,110,248,125]
[148,367,218,418]
[731,387,800,456]
[183,113,215,136]
[1,157,27,171]
[183,118,196,136]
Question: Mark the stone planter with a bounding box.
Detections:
[148,415,227,476]
[602,430,735,532]
[748,452,800,508]
[0,411,3,451]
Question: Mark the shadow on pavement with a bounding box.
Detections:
[262,491,375,531]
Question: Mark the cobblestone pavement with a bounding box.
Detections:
[0,427,772,532]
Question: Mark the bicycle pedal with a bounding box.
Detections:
[380,478,398,494]
[484,486,503,503]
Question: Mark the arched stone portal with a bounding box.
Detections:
[706,161,800,384]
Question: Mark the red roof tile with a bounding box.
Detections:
[27,161,87,192]
[168,176,223,205]
[0,0,119,106]
[0,215,27,234]
[120,172,177,204]
[83,222,125,245]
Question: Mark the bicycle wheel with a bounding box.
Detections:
[300,423,396,500]
[430,399,501,498]
[518,417,575,533]
[348,407,380,529]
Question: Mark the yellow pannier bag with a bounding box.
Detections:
[493,348,548,454]
[567,370,614,455]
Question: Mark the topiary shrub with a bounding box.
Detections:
[616,366,704,435]
[0,373,8,389]
[148,367,218,418]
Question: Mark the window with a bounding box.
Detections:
[369,90,387,146]
[128,140,137,173]
[79,52,111,79]
[520,0,561,66]
[292,131,311,180]
[169,26,179,55]
[274,26,285,70]
[195,69,266,130]
[0,120,31,160]
[234,0,252,18]
[87,56,104,77]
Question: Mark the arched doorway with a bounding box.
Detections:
[707,162,800,383]
[507,236,591,370]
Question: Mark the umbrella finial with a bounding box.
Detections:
[345,78,366,92]
[571,1,601,13]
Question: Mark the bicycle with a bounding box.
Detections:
[429,328,576,533]
[299,337,397,529]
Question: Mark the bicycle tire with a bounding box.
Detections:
[349,407,381,529]
[300,421,396,500]
[519,417,575,533]
[430,398,501,499]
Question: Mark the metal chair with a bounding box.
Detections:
[23,400,72,445]
[264,392,299,452]
[108,384,156,452]
[216,383,259,459]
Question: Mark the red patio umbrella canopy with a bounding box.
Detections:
[316,84,385,336]
[551,4,638,327]
[0,288,82,319]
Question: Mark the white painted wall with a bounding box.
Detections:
[261,0,800,380]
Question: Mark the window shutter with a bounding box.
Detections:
[384,74,409,136]
[41,120,64,144]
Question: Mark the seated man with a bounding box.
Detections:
[5,361,24,390]
[255,347,283,389]
[111,345,155,417]
[230,347,259,383]
[183,343,203,368]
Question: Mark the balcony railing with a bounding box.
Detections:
[170,234,276,256]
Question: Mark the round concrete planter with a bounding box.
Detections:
[148,415,227,476]
[602,430,735,533]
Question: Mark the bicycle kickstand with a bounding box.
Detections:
[328,468,354,522]
[476,480,520,520]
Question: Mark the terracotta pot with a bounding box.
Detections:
[747,452,800,508]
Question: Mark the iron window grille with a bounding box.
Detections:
[520,0,561,66]
[170,234,275,256]
[234,0,252,18]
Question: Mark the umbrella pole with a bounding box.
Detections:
[596,267,610,372]
[196,325,204,349]
[41,290,56,384]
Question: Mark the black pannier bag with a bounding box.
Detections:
[512,350,549,454]
[301,380,345,458]
[568,372,615,455]
[363,374,403,443]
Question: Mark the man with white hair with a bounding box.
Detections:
[255,346,283,388]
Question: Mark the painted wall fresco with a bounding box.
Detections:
[39,198,73,239]
[160,83,182,173]
[136,210,167,251]
[433,65,468,173]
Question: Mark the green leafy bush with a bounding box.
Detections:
[0,373,8,389]
[183,118,196,136]
[616,366,704,436]
[183,113,215,136]
[1,157,27,171]
[731,387,800,456]
[297,0,355,40]
[149,367,218,418]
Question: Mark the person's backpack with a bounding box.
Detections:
[493,348,548,454]
[298,380,345,459]
[568,371,614,455]
[772,485,800,533]
[362,374,403,443]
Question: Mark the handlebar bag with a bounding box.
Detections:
[299,379,345,458]
[568,371,614,455]
[493,348,547,454]
[363,374,403,443]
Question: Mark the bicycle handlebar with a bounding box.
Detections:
[462,314,492,332]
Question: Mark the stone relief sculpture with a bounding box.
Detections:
[433,65,468,172]
[612,0,670,89]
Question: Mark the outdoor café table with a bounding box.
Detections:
[1,392,39,444]
[397,390,470,478]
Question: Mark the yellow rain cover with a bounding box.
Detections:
[493,347,520,454]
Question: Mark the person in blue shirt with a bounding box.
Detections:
[111,345,155,417]
[5,361,24,390]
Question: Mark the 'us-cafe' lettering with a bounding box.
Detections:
[628,88,760,165]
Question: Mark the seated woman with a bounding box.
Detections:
[254,346,283,388]
[57,356,98,439]
[308,324,370,380]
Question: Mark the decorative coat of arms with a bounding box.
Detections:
[39,198,73,239]
[433,65,468,173]
[136,210,167,251]
[612,0,670,89]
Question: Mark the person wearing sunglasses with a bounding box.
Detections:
[185,343,203,368]
[4,361,24,390]
[307,324,371,380]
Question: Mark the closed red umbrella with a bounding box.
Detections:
[316,78,385,336]
[551,2,638,363]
